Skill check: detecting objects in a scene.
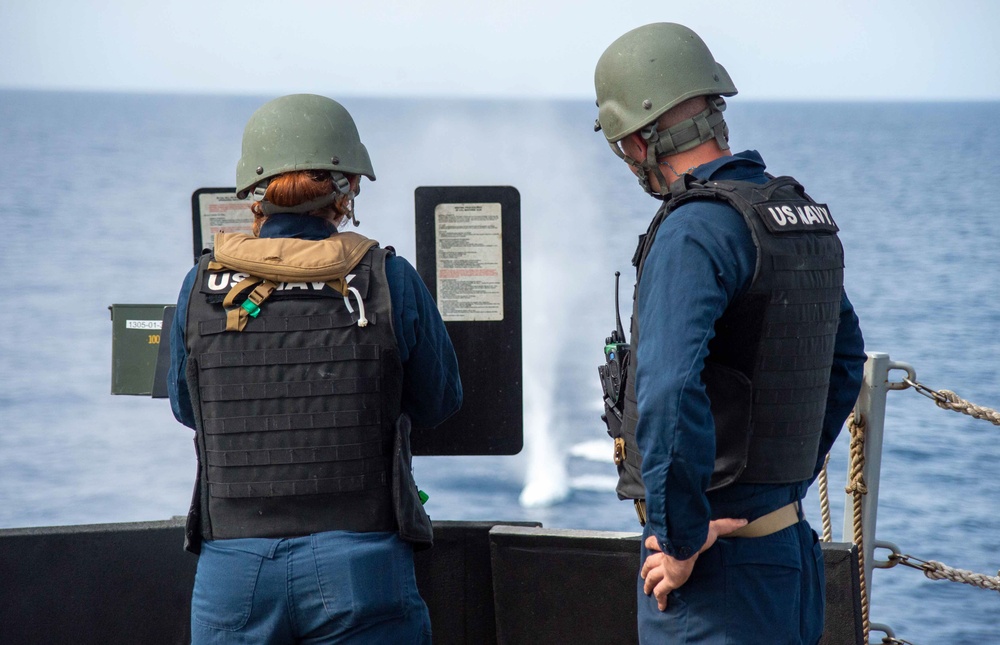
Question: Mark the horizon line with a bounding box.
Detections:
[2,85,999,104]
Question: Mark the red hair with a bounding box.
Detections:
[251,170,353,236]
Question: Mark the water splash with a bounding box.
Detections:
[354,100,618,508]
[518,377,569,508]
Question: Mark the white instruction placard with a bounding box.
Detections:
[198,192,254,250]
[435,202,503,322]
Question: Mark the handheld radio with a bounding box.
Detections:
[598,272,630,464]
[598,271,629,405]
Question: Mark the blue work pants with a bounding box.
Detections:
[637,521,825,644]
[190,531,431,644]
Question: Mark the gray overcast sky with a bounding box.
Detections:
[1,0,998,100]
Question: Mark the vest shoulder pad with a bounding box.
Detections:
[212,231,379,282]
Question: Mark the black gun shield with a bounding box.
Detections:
[413,186,523,455]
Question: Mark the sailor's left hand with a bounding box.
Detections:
[640,517,748,610]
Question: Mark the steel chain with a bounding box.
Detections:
[888,553,1000,593]
[902,377,1000,425]
[839,370,1000,645]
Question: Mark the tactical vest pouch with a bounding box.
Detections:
[184,436,204,555]
[393,413,433,550]
[615,376,646,501]
[703,361,753,491]
[602,401,624,449]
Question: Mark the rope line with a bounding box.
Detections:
[902,378,1000,426]
[923,560,1000,591]
[889,553,1000,593]
[824,371,1000,644]
[817,453,832,543]
[845,410,870,643]
[934,390,1000,425]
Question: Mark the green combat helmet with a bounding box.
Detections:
[594,23,737,196]
[235,94,375,213]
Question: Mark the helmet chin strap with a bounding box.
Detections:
[259,191,340,216]
[343,195,361,227]
[257,171,359,219]
[609,98,731,198]
[606,138,671,199]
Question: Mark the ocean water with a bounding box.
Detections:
[1,90,998,643]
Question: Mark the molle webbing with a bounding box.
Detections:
[198,312,376,336]
[197,344,379,369]
[205,440,384,468]
[195,329,388,501]
[185,245,403,540]
[202,410,381,435]
[209,471,387,499]
[198,376,379,403]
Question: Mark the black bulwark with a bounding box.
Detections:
[413,186,523,456]
[0,520,862,644]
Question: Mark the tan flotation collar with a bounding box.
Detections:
[211,231,378,282]
[208,231,379,331]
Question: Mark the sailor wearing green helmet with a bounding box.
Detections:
[168,94,462,644]
[594,23,866,644]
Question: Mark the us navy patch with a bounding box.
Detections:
[199,271,346,298]
[198,258,373,304]
[754,201,839,234]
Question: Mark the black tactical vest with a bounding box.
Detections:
[616,175,844,500]
[184,246,403,542]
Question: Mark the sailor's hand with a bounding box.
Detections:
[640,518,748,610]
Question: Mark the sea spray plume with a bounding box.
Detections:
[518,356,570,507]
[377,100,612,509]
[514,103,612,508]
[517,187,574,508]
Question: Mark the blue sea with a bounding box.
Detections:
[1,90,997,643]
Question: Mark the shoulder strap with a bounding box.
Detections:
[221,277,277,332]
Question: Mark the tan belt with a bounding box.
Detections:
[727,502,801,538]
[634,499,648,526]
[633,500,800,539]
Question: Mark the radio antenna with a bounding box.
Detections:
[614,271,626,341]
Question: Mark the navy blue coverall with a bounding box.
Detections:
[634,151,865,644]
[168,213,462,644]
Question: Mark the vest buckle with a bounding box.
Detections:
[613,437,626,465]
[241,299,262,318]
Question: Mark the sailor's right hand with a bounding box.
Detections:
[640,517,748,610]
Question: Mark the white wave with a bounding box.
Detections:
[568,474,619,493]
[568,439,613,463]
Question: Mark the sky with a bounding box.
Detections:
[1,0,998,101]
